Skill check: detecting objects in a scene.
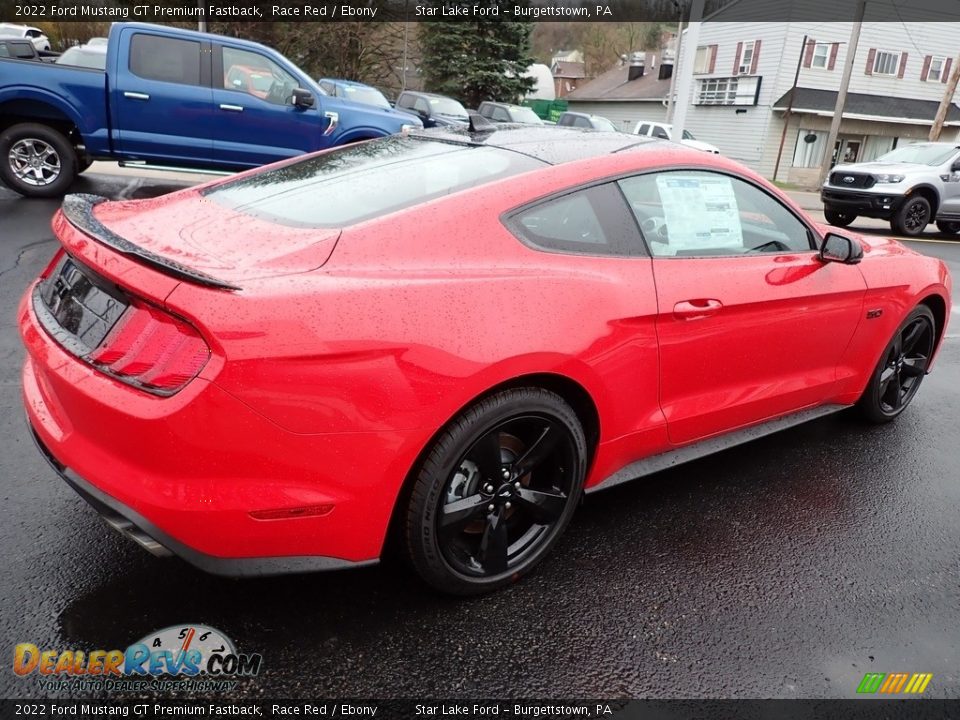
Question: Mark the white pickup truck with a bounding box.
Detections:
[821,142,960,237]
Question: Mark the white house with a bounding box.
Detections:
[674,4,960,185]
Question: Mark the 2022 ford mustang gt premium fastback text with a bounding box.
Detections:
[20,127,951,594]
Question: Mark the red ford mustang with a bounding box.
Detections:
[20,127,951,594]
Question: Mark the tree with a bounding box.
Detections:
[419,3,535,107]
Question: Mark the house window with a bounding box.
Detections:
[792,129,827,168]
[927,56,945,81]
[694,46,711,74]
[811,43,830,69]
[694,76,760,106]
[873,50,901,76]
[739,41,757,74]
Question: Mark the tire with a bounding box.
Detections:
[936,220,960,235]
[0,123,76,198]
[856,305,936,424]
[823,207,857,228]
[891,196,932,237]
[403,387,587,595]
[76,155,94,175]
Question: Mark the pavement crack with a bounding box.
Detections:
[0,238,56,284]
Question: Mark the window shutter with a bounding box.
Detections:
[828,43,839,70]
[897,53,908,78]
[865,48,875,75]
[709,45,717,73]
[803,38,815,68]
[921,55,931,81]
[733,41,743,74]
[943,57,953,83]
[750,39,761,74]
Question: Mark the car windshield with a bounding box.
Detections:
[202,136,545,228]
[682,129,695,140]
[874,144,959,166]
[593,117,617,132]
[510,107,543,124]
[429,97,469,119]
[56,47,107,70]
[343,85,391,110]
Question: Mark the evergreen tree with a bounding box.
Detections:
[419,3,536,107]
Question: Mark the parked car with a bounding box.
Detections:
[477,101,544,125]
[821,142,960,237]
[20,127,951,594]
[85,37,109,47]
[0,23,50,51]
[395,90,469,128]
[556,111,619,132]
[632,121,721,154]
[55,44,107,70]
[0,22,421,197]
[318,78,390,109]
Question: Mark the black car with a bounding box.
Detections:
[0,39,57,62]
[395,91,469,128]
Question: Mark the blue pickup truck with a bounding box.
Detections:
[0,22,421,197]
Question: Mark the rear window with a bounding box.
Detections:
[129,34,201,85]
[202,136,544,228]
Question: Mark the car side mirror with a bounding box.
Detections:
[820,233,863,265]
[952,160,960,172]
[292,88,314,109]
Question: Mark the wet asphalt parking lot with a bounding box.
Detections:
[1,171,958,700]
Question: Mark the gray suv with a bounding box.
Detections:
[821,142,960,237]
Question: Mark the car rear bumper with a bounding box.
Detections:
[821,188,905,218]
[19,283,417,575]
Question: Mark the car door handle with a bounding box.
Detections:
[673,299,723,320]
[123,91,150,101]
[219,104,244,112]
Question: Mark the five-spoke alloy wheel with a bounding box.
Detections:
[0,123,77,198]
[404,388,586,595]
[857,305,936,423]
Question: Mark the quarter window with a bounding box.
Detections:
[618,171,812,257]
[129,34,201,86]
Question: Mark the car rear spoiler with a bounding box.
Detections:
[61,194,240,291]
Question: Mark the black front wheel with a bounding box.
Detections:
[857,305,936,423]
[891,196,932,237]
[936,220,960,235]
[404,388,586,595]
[824,207,857,228]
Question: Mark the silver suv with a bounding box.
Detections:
[821,142,960,237]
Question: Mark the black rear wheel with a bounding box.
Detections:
[0,123,76,198]
[936,220,960,235]
[856,305,936,423]
[824,207,857,227]
[404,388,586,595]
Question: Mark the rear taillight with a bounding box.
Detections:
[87,300,209,395]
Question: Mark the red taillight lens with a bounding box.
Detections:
[87,301,209,394]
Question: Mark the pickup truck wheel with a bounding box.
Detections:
[823,207,857,227]
[891,196,932,237]
[936,220,960,235]
[0,123,76,198]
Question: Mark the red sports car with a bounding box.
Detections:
[20,127,951,594]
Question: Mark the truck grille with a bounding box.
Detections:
[829,172,875,189]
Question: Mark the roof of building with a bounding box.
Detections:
[773,87,960,124]
[564,63,671,103]
[551,61,586,78]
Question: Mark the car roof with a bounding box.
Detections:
[411,125,656,165]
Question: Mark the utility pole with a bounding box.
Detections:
[197,0,207,32]
[671,0,705,139]
[929,53,960,141]
[818,0,866,187]
[666,20,684,123]
[773,35,809,182]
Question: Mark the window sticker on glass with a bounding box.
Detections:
[655,175,743,250]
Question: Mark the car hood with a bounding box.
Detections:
[680,138,720,153]
[830,161,925,175]
[86,190,340,285]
